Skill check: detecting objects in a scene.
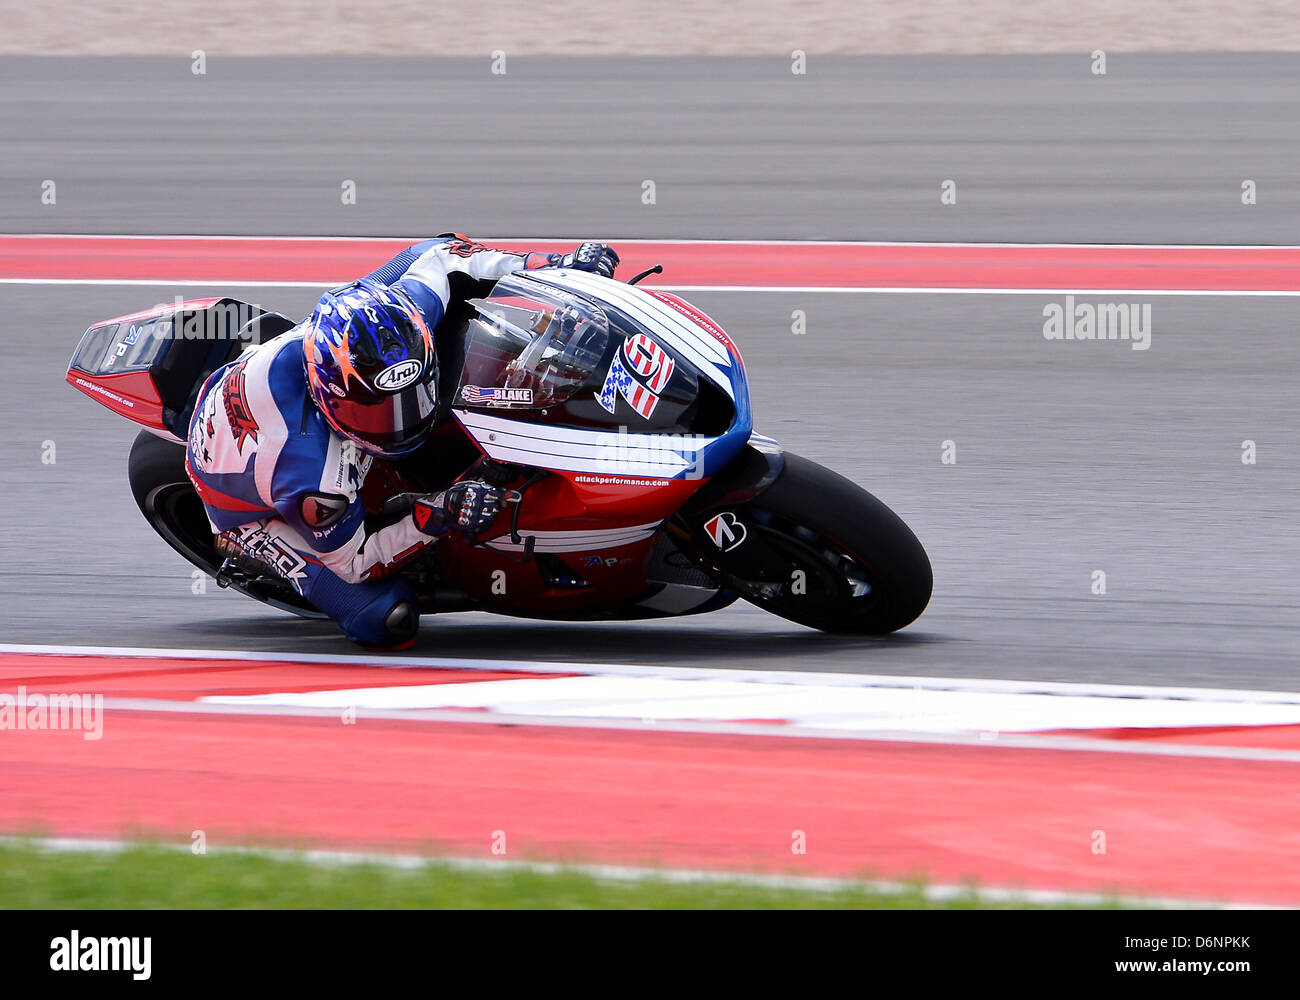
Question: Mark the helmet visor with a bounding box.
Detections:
[328,378,438,457]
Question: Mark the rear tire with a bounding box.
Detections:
[685,452,931,634]
[127,429,325,618]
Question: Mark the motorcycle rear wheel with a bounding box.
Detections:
[127,429,326,618]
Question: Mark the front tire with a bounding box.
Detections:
[683,452,931,634]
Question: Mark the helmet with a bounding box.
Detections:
[304,279,439,458]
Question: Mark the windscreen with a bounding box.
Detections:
[453,273,612,410]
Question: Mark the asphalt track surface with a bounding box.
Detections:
[3,56,1300,691]
[4,54,1300,243]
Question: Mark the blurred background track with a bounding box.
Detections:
[2,55,1300,243]
[5,1,1300,55]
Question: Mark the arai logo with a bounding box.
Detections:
[374,359,423,391]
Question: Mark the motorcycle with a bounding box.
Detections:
[66,263,932,634]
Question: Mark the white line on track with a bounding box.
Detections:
[4,836,1273,909]
[7,640,1300,703]
[6,642,1300,761]
[83,696,1300,763]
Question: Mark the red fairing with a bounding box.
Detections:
[506,472,704,529]
[563,474,701,523]
[434,470,711,612]
[440,533,658,611]
[64,369,168,431]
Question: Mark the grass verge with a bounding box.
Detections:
[0,842,1128,909]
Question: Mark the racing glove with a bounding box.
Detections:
[556,242,620,278]
[413,481,508,540]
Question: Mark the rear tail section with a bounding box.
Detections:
[66,297,291,442]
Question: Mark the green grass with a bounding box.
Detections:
[0,842,1127,909]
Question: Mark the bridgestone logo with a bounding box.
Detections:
[704,512,747,551]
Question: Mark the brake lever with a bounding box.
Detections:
[627,264,663,286]
[460,473,545,564]
[507,474,547,544]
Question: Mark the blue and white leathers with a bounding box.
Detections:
[185,236,559,645]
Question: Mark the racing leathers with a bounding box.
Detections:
[184,235,615,648]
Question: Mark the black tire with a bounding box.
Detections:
[127,429,325,618]
[687,452,932,634]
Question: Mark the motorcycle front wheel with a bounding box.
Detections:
[681,452,932,634]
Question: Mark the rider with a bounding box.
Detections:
[184,235,620,650]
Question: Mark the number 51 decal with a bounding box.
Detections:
[596,334,675,419]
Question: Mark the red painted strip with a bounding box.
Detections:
[2,710,1298,904]
[0,653,575,702]
[6,236,1300,289]
[10,654,1300,751]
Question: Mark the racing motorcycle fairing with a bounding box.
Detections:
[449,269,753,478]
[407,268,759,614]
